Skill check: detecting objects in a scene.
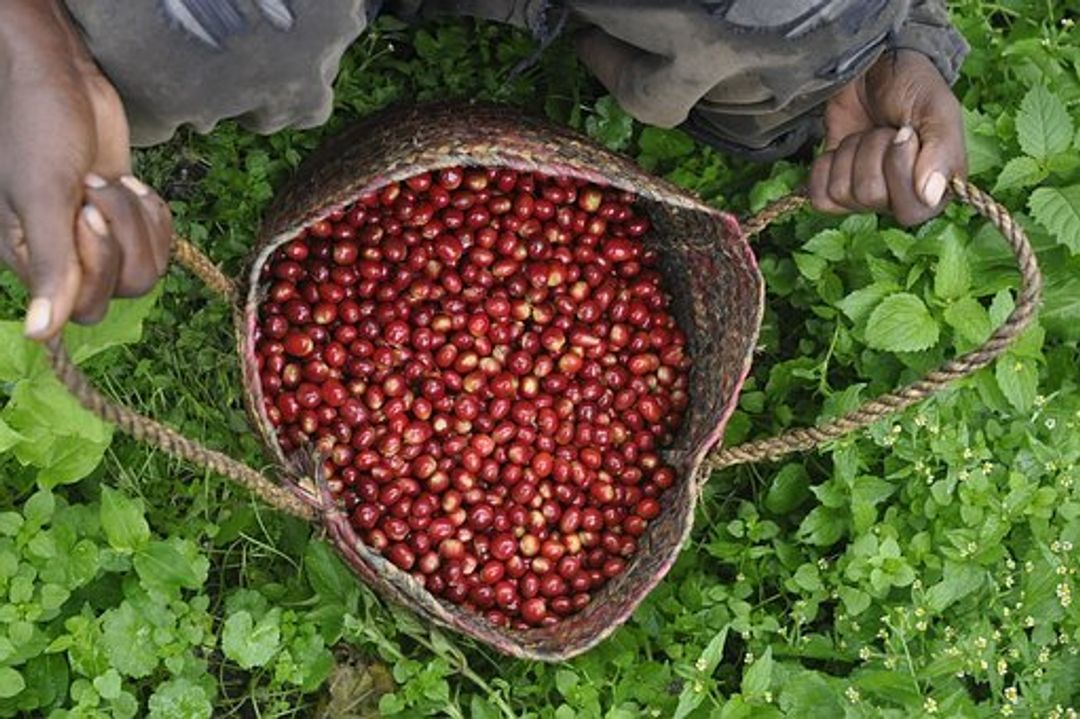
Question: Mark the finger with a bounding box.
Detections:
[912,91,966,208]
[850,128,895,213]
[13,180,83,340]
[809,153,847,214]
[0,227,32,288]
[83,175,160,297]
[119,175,173,277]
[826,134,863,211]
[885,126,936,227]
[71,204,122,325]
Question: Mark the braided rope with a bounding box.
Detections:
[41,238,316,522]
[173,236,238,302]
[706,178,1043,470]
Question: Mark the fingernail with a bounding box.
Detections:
[921,172,947,207]
[82,204,108,236]
[84,173,108,190]
[119,175,151,197]
[24,298,52,338]
[893,125,914,145]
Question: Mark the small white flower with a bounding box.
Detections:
[1004,686,1018,704]
[1046,417,1057,430]
[1025,615,1036,628]
[924,696,938,714]
[997,658,1008,675]
[845,687,861,703]
[1057,582,1072,607]
[1039,647,1051,663]
[859,646,872,661]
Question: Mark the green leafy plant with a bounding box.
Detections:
[0,5,1078,718]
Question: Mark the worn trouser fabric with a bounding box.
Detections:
[63,1,967,161]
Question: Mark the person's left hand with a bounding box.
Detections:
[809,49,966,227]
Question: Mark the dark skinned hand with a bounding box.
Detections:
[0,0,172,341]
[809,49,967,227]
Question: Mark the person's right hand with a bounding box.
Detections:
[0,0,172,341]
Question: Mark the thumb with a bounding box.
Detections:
[912,94,966,208]
[14,182,83,340]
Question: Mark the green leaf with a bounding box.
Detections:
[994,156,1048,193]
[585,96,633,151]
[102,603,159,678]
[963,109,1002,176]
[3,376,113,487]
[699,624,729,675]
[148,678,213,719]
[637,127,695,160]
[305,540,359,611]
[944,297,992,345]
[0,322,44,382]
[765,464,811,514]
[63,288,161,365]
[134,538,208,594]
[100,487,150,553]
[23,489,55,527]
[803,229,847,262]
[1029,185,1080,254]
[838,586,871,615]
[742,647,774,696]
[934,229,971,300]
[0,667,25,699]
[0,417,25,454]
[925,561,985,612]
[864,293,940,352]
[1016,84,1074,160]
[92,669,122,701]
[1041,267,1080,340]
[995,354,1039,413]
[222,609,281,669]
[837,282,898,325]
[555,669,578,697]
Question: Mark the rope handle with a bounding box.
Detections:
[43,239,319,522]
[706,177,1043,471]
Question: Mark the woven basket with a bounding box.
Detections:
[45,104,1041,662]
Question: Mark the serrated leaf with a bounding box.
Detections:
[964,109,1002,176]
[994,156,1047,193]
[803,229,847,262]
[934,230,971,300]
[944,297,993,345]
[1029,185,1080,254]
[100,487,150,553]
[837,282,899,325]
[1016,85,1074,160]
[222,609,281,669]
[864,293,940,352]
[995,354,1039,413]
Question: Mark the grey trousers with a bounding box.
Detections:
[64,1,967,160]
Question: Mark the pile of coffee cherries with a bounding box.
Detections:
[254,167,690,629]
